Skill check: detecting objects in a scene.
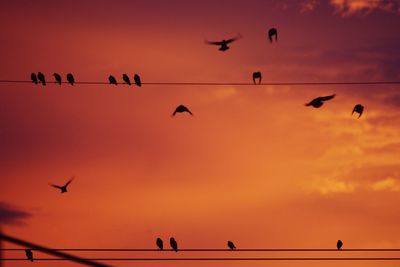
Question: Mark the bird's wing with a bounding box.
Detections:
[205,40,223,46]
[225,34,242,44]
[50,183,62,190]
[186,109,193,116]
[319,94,336,101]
[172,110,177,116]
[64,176,75,187]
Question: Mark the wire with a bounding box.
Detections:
[1,80,400,86]
[2,248,400,251]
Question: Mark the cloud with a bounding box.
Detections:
[330,0,400,16]
[371,177,400,191]
[300,0,318,12]
[0,202,31,225]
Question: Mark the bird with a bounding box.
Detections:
[170,237,178,252]
[352,104,364,118]
[53,73,62,85]
[31,73,38,84]
[49,176,74,193]
[25,249,33,262]
[227,241,236,250]
[156,238,163,250]
[305,94,336,108]
[122,74,131,85]
[337,240,343,250]
[134,74,142,87]
[37,72,46,85]
[205,34,242,51]
[66,73,75,85]
[268,28,278,43]
[252,72,262,84]
[172,105,193,116]
[109,75,117,85]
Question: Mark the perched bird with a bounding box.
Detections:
[252,72,262,85]
[37,72,46,85]
[156,238,163,250]
[305,94,336,108]
[109,75,117,85]
[268,28,278,43]
[122,74,131,85]
[352,104,364,118]
[53,73,62,85]
[66,73,75,85]
[172,105,193,116]
[134,74,142,87]
[337,240,343,250]
[31,73,38,84]
[170,237,178,252]
[227,241,236,250]
[25,249,33,262]
[50,176,74,193]
[205,34,242,51]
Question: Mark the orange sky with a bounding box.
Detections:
[1,1,400,267]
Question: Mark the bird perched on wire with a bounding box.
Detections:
[205,34,242,51]
[305,94,336,108]
[109,75,118,85]
[49,176,74,193]
[352,104,364,118]
[170,237,178,252]
[67,73,75,85]
[227,241,236,250]
[268,28,278,43]
[53,73,62,85]
[31,73,38,84]
[156,238,163,250]
[172,105,193,116]
[122,74,131,85]
[252,72,262,84]
[337,240,343,250]
[134,74,142,87]
[38,72,46,85]
[25,249,33,262]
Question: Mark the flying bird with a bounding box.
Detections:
[227,241,236,250]
[31,73,38,84]
[252,72,262,84]
[25,249,33,262]
[134,74,142,87]
[172,105,193,116]
[53,73,62,85]
[268,28,278,43]
[337,240,343,250]
[156,238,163,250]
[122,74,131,85]
[170,237,178,252]
[50,176,74,193]
[38,72,46,85]
[205,34,242,51]
[66,73,75,85]
[352,104,364,118]
[305,94,336,108]
[109,75,117,85]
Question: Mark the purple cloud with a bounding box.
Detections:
[0,202,31,225]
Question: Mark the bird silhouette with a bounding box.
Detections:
[172,105,193,116]
[122,74,131,85]
[268,28,278,43]
[252,72,262,84]
[31,73,38,84]
[25,249,33,262]
[227,241,236,250]
[38,72,46,85]
[352,104,364,118]
[337,240,343,250]
[305,94,336,108]
[170,237,178,252]
[66,73,75,85]
[156,238,163,250]
[205,34,242,51]
[53,73,62,85]
[50,176,74,193]
[134,74,142,87]
[109,75,117,85]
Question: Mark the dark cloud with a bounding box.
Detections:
[0,202,31,225]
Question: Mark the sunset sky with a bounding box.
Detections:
[1,0,400,267]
